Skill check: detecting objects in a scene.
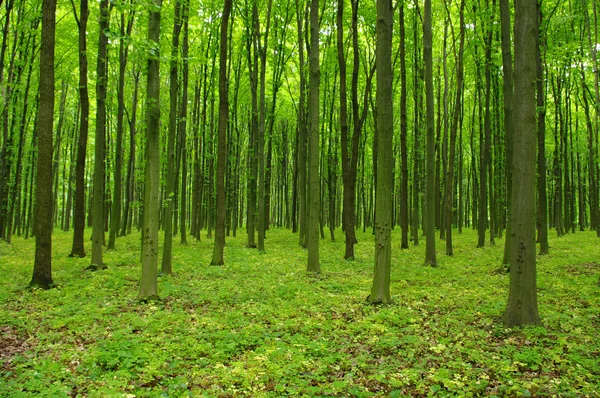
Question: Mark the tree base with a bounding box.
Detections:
[86,263,107,271]
[139,295,161,303]
[366,294,392,305]
[68,251,86,258]
[28,280,55,290]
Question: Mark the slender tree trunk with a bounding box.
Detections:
[536,0,548,254]
[121,70,139,236]
[424,0,437,267]
[69,0,89,257]
[444,0,465,256]
[499,0,514,264]
[90,0,111,270]
[179,6,190,245]
[139,0,162,301]
[30,0,55,289]
[108,8,133,250]
[210,0,232,265]
[307,0,320,273]
[257,0,273,253]
[399,3,409,250]
[161,0,181,274]
[296,1,308,248]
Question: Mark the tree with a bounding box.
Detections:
[368,0,392,304]
[68,0,89,258]
[108,4,134,251]
[399,2,409,250]
[444,0,465,256]
[499,0,514,264]
[89,0,111,271]
[257,0,273,253]
[536,0,549,255]
[501,0,541,328]
[162,0,182,274]
[139,0,162,301]
[210,0,232,266]
[30,0,56,289]
[424,0,437,267]
[307,0,320,273]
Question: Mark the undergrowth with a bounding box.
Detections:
[0,227,599,397]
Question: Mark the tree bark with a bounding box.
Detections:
[90,0,111,270]
[501,0,541,328]
[307,0,320,273]
[369,0,392,304]
[161,0,182,274]
[424,0,437,267]
[30,0,56,289]
[210,0,232,265]
[139,0,162,301]
[69,0,89,258]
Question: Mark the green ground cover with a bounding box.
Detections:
[0,228,599,397]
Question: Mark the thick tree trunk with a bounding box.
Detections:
[501,0,541,328]
[369,0,392,304]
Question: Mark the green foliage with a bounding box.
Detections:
[1,228,599,396]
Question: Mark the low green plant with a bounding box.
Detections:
[1,227,599,396]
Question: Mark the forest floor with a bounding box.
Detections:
[0,226,599,397]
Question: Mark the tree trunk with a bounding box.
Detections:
[139,0,162,301]
[108,8,134,250]
[307,0,320,273]
[424,0,437,267]
[369,0,392,304]
[501,0,541,328]
[399,3,409,250]
[179,7,190,245]
[536,1,548,254]
[30,0,55,289]
[444,0,465,256]
[161,0,182,274]
[90,0,111,270]
[69,0,89,258]
[499,0,514,264]
[210,0,232,265]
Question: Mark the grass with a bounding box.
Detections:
[0,226,599,397]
